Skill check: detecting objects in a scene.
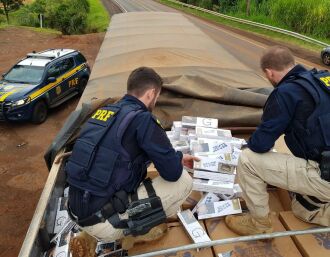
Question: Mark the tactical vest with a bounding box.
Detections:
[65,101,149,198]
[284,69,330,161]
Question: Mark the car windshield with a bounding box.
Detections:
[4,65,45,84]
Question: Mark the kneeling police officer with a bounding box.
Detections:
[226,46,330,236]
[66,67,197,257]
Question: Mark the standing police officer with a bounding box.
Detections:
[226,46,330,236]
[66,67,198,256]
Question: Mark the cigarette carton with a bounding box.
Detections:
[182,116,218,129]
[195,152,240,167]
[54,197,70,234]
[192,192,220,214]
[54,229,72,257]
[172,121,182,131]
[171,140,190,153]
[193,170,236,183]
[177,209,211,243]
[192,140,232,155]
[197,199,242,219]
[196,127,232,139]
[193,178,235,195]
[194,157,236,173]
[217,184,242,200]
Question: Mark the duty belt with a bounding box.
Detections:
[68,178,158,228]
[295,194,328,211]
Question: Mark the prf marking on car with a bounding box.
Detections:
[91,110,115,121]
[0,90,17,102]
[68,78,79,87]
[320,76,330,87]
[29,64,85,100]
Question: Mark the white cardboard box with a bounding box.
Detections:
[193,170,236,183]
[177,209,211,243]
[197,199,242,220]
[182,116,218,129]
[193,178,234,195]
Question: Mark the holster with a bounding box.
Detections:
[124,196,166,236]
[320,151,330,182]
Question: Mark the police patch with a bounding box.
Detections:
[91,109,116,122]
[313,71,330,94]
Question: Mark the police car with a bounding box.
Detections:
[321,46,330,66]
[0,49,90,123]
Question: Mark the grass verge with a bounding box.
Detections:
[87,0,110,33]
[0,24,62,35]
[159,0,330,52]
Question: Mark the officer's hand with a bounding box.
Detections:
[182,154,200,169]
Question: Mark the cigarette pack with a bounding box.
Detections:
[193,157,236,173]
[197,199,242,220]
[54,197,70,234]
[193,139,232,154]
[192,192,220,214]
[193,170,235,183]
[182,116,218,129]
[177,209,211,243]
[193,178,234,195]
[195,127,232,139]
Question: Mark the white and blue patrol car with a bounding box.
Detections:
[0,49,90,123]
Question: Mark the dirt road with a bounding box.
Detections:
[0,27,105,257]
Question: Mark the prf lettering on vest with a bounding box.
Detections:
[91,109,115,121]
[320,76,330,87]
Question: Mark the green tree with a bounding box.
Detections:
[0,0,23,23]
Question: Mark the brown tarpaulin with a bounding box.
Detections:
[79,12,271,128]
[45,12,272,168]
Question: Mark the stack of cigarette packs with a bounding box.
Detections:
[43,187,128,257]
[170,116,244,221]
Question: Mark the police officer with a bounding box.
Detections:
[66,67,198,256]
[225,46,330,236]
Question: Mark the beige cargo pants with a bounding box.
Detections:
[238,148,330,226]
[82,170,192,242]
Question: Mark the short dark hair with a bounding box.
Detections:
[260,46,295,71]
[127,67,163,97]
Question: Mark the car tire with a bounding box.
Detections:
[78,78,88,95]
[31,100,48,124]
[322,53,330,66]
